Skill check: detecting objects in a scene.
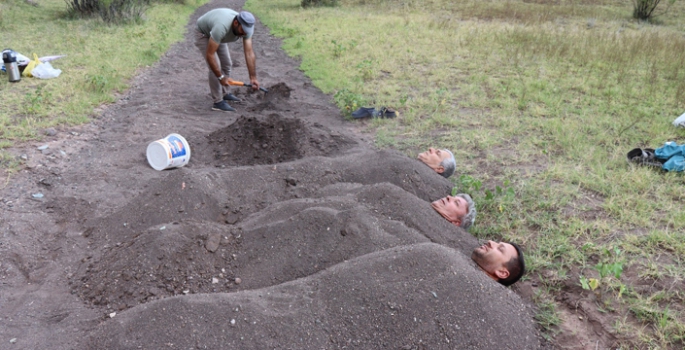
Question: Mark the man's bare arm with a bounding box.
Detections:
[206,38,229,86]
[243,37,259,90]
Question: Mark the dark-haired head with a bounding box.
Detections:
[499,242,525,286]
[471,240,525,286]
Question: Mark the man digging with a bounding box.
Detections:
[195,9,261,112]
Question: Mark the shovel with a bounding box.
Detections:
[227,78,268,93]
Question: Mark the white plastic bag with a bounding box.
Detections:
[31,62,62,79]
[673,112,685,128]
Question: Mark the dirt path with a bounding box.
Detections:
[0,1,548,349]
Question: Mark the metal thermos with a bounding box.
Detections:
[2,49,21,83]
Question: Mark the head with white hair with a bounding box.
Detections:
[431,193,476,230]
[417,148,456,178]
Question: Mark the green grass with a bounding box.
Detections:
[0,0,206,144]
[247,0,685,347]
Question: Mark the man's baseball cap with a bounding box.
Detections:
[236,11,255,38]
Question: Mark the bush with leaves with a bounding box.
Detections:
[65,0,150,23]
[631,0,675,20]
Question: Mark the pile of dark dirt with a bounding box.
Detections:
[244,82,293,113]
[71,181,464,314]
[73,170,224,243]
[72,221,239,311]
[263,81,291,100]
[87,243,538,350]
[197,113,355,166]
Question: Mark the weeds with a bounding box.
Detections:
[331,39,356,58]
[453,175,516,215]
[0,151,22,172]
[88,73,111,94]
[356,59,376,81]
[580,246,626,302]
[533,290,562,330]
[333,88,366,115]
[23,85,52,116]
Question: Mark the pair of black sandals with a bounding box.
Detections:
[626,148,665,168]
[350,106,398,119]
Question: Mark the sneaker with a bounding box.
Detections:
[223,93,241,102]
[626,148,664,168]
[379,107,398,119]
[212,100,236,112]
[351,106,399,119]
[351,107,376,119]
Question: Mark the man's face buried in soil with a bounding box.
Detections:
[431,195,468,227]
[418,148,450,174]
[471,241,518,281]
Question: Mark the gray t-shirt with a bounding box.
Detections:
[196,8,252,44]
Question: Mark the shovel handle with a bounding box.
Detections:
[227,79,268,93]
[227,78,245,86]
[244,84,269,93]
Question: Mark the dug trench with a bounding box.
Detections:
[0,0,561,349]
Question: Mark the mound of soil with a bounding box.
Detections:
[263,81,291,100]
[200,113,354,166]
[72,221,239,310]
[87,244,538,350]
[72,182,471,313]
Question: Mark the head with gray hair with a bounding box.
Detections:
[430,192,477,230]
[438,149,456,178]
[417,148,457,178]
[455,193,476,230]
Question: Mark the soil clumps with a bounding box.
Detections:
[198,113,355,166]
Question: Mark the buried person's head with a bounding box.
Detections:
[431,193,476,230]
[417,148,456,178]
[471,241,525,286]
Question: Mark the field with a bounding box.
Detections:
[1,0,685,348]
[247,0,685,348]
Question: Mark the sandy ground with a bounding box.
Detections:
[0,1,558,349]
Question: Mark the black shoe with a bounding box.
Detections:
[223,93,241,102]
[351,107,376,119]
[379,107,398,119]
[212,101,236,112]
[627,148,663,168]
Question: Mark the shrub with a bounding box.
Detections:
[632,0,663,20]
[65,0,150,23]
[301,0,338,8]
[65,0,100,16]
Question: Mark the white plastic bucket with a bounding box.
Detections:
[146,133,191,171]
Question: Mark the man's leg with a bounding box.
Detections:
[216,43,232,99]
[194,31,231,104]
